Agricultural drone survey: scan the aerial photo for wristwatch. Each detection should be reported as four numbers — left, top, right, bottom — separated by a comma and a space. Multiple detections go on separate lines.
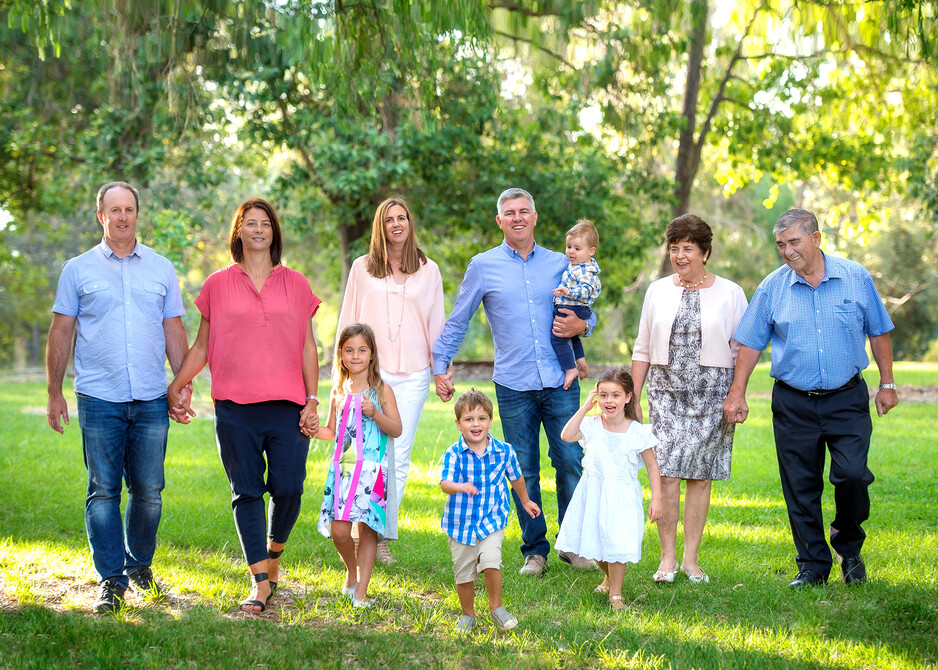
879, 383, 898, 391
306, 394, 320, 403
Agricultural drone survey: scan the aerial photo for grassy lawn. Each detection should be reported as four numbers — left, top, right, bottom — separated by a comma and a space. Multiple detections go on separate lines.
1, 363, 936, 669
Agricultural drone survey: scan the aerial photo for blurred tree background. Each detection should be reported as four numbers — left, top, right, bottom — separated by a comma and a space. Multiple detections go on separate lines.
1, 0, 936, 367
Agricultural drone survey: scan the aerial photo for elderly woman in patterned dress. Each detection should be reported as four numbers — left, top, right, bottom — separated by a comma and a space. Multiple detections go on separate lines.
631, 214, 748, 584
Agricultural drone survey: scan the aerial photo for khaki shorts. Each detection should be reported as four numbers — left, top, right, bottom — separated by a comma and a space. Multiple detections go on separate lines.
448, 528, 505, 584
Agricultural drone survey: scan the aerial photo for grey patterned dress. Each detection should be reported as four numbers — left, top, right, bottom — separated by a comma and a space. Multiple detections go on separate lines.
647, 289, 735, 480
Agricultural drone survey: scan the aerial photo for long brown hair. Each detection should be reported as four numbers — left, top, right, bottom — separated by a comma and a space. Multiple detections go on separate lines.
366, 197, 427, 278
228, 198, 283, 265
332, 323, 386, 409
596, 368, 638, 421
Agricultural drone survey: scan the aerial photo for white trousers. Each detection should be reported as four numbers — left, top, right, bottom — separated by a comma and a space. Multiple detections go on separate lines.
379, 367, 431, 541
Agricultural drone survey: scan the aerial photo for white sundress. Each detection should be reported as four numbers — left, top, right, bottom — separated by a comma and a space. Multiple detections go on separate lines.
555, 416, 658, 564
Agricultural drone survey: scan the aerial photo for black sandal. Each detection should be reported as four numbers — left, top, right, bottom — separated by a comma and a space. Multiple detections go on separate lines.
268, 547, 284, 594
240, 572, 271, 613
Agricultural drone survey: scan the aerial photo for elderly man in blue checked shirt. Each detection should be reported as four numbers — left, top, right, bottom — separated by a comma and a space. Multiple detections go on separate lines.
433, 187, 597, 576
723, 208, 899, 589
46, 182, 190, 613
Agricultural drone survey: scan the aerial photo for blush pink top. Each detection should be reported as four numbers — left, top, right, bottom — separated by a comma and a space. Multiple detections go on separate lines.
337, 255, 445, 374
195, 264, 321, 405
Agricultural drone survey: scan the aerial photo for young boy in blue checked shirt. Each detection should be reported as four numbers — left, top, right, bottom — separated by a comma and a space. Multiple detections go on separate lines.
440, 388, 541, 632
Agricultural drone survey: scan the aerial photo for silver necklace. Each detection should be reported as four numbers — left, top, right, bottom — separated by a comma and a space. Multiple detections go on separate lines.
385, 273, 408, 342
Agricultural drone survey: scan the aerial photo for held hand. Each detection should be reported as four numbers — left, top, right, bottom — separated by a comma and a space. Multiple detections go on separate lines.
434, 370, 455, 402
552, 308, 586, 339
47, 394, 69, 434
552, 286, 568, 297
522, 499, 541, 519
299, 402, 320, 435
722, 390, 748, 424
875, 388, 899, 417
168, 383, 195, 424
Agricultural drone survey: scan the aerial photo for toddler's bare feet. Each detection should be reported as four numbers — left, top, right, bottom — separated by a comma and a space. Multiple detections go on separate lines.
563, 368, 579, 390
576, 358, 589, 380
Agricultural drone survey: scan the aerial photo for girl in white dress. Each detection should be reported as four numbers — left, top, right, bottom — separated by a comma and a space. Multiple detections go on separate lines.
556, 368, 663, 610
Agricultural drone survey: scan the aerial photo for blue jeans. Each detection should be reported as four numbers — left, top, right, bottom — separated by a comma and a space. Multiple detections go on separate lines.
77, 393, 169, 587
494, 382, 584, 558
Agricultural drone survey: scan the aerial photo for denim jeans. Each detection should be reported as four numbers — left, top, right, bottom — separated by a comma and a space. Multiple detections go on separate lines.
77, 393, 169, 587
494, 382, 584, 558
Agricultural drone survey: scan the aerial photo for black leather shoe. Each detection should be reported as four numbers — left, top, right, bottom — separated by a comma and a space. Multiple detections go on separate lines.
840, 554, 867, 584
789, 568, 827, 588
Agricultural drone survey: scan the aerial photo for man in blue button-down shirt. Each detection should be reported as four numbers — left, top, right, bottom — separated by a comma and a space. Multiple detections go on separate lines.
433, 187, 596, 576
45, 182, 190, 612
723, 209, 898, 589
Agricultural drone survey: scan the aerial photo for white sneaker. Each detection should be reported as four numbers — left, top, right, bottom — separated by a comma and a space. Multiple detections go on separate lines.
490, 606, 518, 630
455, 614, 475, 632
518, 554, 547, 576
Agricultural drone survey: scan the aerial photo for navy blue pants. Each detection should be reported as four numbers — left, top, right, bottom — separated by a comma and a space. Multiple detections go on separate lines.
771, 379, 874, 578
550, 304, 592, 370
214, 400, 310, 566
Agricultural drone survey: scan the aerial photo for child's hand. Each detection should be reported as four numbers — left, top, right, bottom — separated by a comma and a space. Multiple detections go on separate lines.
459, 482, 479, 496
522, 500, 541, 519
360, 396, 376, 418
648, 497, 662, 523
552, 286, 569, 297
584, 389, 599, 411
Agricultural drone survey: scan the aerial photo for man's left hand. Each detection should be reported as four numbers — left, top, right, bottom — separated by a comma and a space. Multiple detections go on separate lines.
875, 387, 899, 417
552, 308, 586, 339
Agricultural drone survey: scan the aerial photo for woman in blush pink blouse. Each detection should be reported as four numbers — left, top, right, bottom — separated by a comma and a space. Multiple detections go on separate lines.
337, 197, 445, 564
168, 198, 321, 613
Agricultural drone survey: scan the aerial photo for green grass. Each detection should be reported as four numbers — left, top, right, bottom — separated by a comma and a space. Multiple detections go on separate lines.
1, 363, 936, 669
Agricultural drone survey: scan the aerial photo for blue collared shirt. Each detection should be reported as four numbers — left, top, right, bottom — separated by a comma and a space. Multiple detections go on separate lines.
433, 240, 596, 391
440, 434, 523, 545
733, 252, 894, 391
52, 239, 185, 402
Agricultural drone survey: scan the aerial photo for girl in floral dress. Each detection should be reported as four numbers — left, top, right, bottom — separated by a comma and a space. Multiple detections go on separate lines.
317, 323, 402, 608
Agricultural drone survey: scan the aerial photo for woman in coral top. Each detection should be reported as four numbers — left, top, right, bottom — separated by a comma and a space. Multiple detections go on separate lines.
337, 197, 445, 563
168, 198, 321, 613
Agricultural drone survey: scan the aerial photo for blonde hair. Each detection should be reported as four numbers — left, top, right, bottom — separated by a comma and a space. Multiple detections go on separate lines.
567, 219, 598, 249
332, 323, 386, 409
366, 197, 427, 278
454, 387, 494, 421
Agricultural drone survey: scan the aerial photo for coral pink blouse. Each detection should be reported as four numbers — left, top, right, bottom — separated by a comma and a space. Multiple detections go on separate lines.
195, 264, 320, 405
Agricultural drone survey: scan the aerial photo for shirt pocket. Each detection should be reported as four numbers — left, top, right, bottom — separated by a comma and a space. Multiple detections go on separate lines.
78, 280, 112, 314
833, 302, 862, 331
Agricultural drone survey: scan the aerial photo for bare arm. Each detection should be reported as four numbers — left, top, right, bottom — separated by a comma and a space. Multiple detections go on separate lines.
162, 316, 189, 374
630, 359, 649, 423
298, 319, 321, 436
869, 332, 899, 417
640, 448, 663, 521
441, 479, 478, 495
560, 389, 597, 443
316, 398, 338, 441
45, 313, 76, 434
361, 385, 403, 438
722, 345, 762, 424
167, 316, 210, 421
509, 476, 541, 518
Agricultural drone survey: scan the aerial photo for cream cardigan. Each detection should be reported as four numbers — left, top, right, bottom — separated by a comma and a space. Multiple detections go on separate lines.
632, 274, 748, 368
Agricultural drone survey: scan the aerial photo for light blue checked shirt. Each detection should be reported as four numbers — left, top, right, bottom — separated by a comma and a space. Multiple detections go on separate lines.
52, 239, 185, 402
440, 435, 523, 545
733, 252, 894, 392
433, 240, 596, 391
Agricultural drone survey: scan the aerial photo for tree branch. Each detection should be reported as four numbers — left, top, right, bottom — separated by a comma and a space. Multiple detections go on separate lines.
492, 28, 574, 68
487, 3, 565, 18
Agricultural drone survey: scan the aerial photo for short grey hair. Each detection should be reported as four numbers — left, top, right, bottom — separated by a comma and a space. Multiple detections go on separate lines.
96, 181, 140, 214
497, 188, 536, 215
773, 208, 818, 236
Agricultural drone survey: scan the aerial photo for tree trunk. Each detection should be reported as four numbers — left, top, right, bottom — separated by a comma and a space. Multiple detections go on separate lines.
659, 0, 709, 278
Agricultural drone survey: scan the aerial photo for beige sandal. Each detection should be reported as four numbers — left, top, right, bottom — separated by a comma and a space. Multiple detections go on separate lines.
609, 595, 626, 611
594, 583, 609, 594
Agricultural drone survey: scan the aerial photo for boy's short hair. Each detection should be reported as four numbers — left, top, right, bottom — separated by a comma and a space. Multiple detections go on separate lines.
566, 219, 598, 249
454, 387, 494, 420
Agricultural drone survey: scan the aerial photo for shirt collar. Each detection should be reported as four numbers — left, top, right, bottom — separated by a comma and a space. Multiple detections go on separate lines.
98, 237, 141, 260
457, 434, 501, 454
499, 239, 540, 260
786, 250, 839, 286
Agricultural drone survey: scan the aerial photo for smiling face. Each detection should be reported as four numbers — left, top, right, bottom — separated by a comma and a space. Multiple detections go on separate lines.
383, 204, 410, 248
340, 333, 372, 377
238, 207, 273, 255
595, 381, 632, 421
565, 235, 595, 265
455, 405, 493, 450
668, 238, 707, 282
496, 196, 538, 253
775, 225, 823, 278
97, 186, 138, 255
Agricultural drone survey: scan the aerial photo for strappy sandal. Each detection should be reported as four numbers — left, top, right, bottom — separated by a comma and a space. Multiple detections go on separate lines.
240, 572, 271, 613
594, 583, 610, 594
609, 595, 626, 611
268, 547, 284, 594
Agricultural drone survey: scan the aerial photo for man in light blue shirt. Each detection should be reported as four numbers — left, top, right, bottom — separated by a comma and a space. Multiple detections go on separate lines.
433, 187, 596, 576
45, 182, 190, 612
724, 209, 898, 589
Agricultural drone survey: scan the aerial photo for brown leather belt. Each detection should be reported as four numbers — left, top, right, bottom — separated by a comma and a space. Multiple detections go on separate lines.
775, 374, 862, 398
